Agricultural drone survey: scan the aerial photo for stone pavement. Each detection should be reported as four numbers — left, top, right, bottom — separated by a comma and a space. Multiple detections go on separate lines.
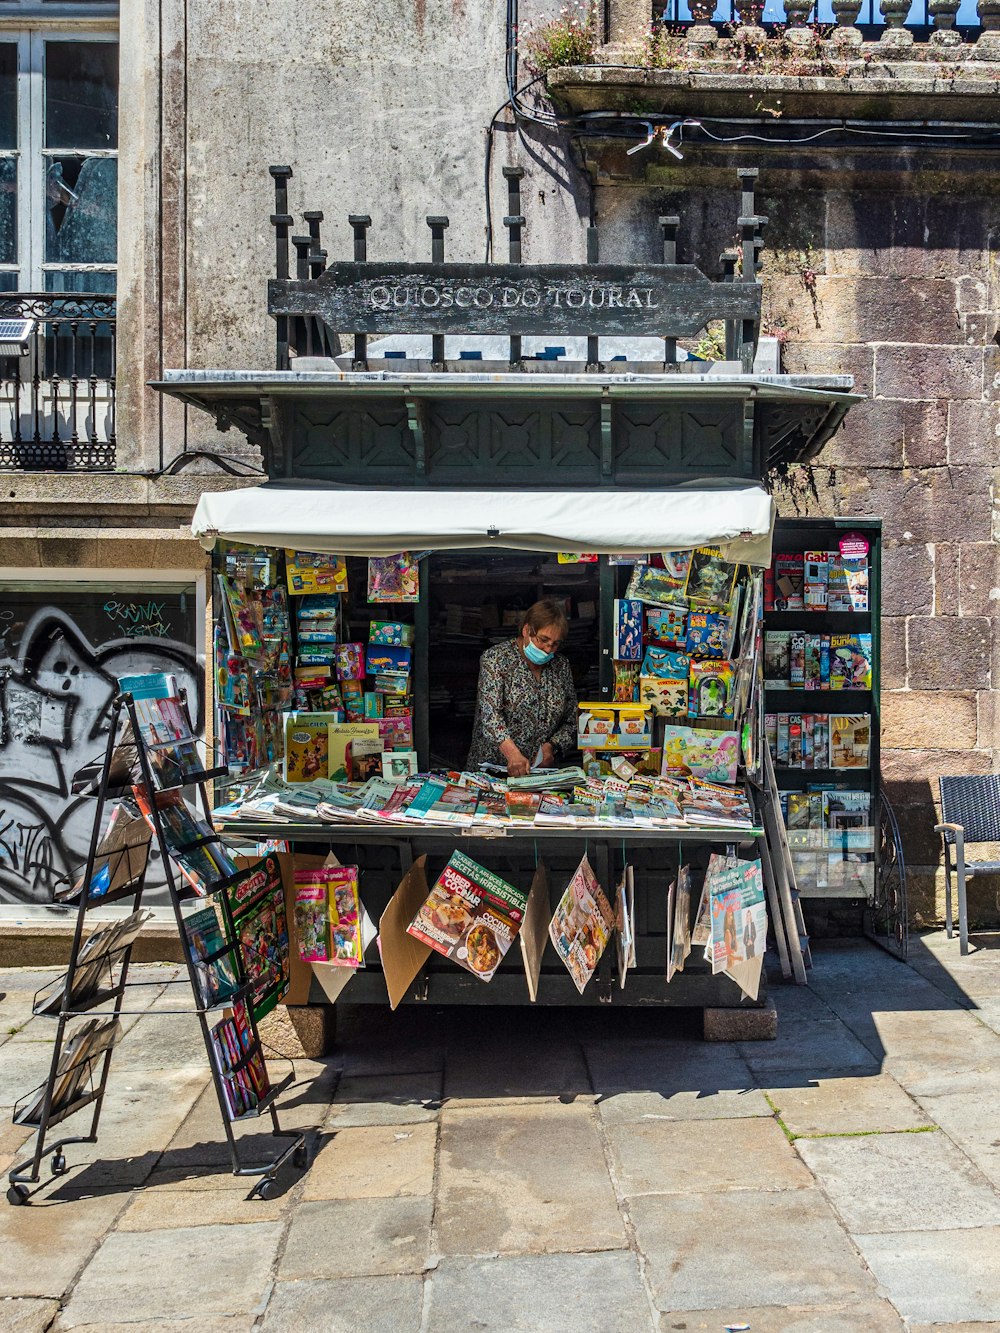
1, 933, 1000, 1331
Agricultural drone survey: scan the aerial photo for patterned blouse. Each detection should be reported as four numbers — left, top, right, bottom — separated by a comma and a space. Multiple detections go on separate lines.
467, 637, 579, 770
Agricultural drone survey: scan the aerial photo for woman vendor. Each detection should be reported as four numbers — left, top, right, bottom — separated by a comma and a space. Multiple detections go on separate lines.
467, 598, 578, 777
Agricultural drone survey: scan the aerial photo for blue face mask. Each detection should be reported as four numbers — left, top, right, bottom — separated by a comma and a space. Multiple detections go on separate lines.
524, 638, 554, 666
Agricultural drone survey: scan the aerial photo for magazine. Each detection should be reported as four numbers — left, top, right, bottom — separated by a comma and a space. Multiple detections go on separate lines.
19, 1017, 123, 1123
830, 634, 873, 691
223, 853, 290, 1018
661, 724, 739, 784
667, 864, 692, 982
133, 786, 238, 895
183, 904, 240, 1007
705, 854, 767, 997
830, 714, 871, 768
407, 850, 529, 982
615, 865, 635, 990
70, 804, 152, 902
35, 909, 152, 1015
548, 854, 615, 995
294, 881, 330, 962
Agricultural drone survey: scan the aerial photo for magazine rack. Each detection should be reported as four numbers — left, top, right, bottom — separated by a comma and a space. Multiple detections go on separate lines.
7, 690, 305, 1206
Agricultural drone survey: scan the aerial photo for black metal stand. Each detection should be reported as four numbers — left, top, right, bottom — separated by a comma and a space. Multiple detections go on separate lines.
7, 690, 305, 1205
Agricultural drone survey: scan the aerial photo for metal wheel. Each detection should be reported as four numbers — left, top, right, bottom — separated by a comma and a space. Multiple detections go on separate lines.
51, 1152, 67, 1176
7, 1184, 30, 1206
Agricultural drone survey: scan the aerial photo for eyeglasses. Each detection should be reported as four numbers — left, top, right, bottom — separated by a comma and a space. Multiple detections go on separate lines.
531, 630, 564, 651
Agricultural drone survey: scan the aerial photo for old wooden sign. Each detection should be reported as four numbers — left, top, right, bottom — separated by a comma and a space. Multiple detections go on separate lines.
269, 261, 760, 338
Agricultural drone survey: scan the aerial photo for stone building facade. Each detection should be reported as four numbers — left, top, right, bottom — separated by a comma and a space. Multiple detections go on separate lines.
0, 0, 997, 923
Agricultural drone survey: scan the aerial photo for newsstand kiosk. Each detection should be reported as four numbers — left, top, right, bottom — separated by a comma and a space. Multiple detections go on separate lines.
157, 165, 878, 1042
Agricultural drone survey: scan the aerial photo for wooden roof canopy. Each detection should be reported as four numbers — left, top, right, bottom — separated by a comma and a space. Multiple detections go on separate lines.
153, 165, 860, 485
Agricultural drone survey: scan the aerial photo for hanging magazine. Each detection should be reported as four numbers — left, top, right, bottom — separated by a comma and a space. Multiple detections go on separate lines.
407, 850, 528, 983
548, 854, 615, 995
222, 853, 290, 1019
706, 853, 768, 995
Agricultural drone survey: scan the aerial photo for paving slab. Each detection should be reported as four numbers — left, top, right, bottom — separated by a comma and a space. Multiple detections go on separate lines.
336, 1006, 447, 1076
0, 1298, 60, 1332
55, 1320, 255, 1332
762, 1072, 931, 1137
426, 1252, 653, 1332
303, 1123, 436, 1200
911, 1088, 1000, 1189
908, 1325, 1000, 1333
114, 1178, 292, 1229
443, 1038, 592, 1106
279, 1197, 433, 1279
57, 1220, 282, 1324
854, 1226, 1000, 1324
586, 1038, 767, 1122
435, 1103, 625, 1257
0, 1038, 64, 1110
656, 1302, 905, 1331
737, 1017, 881, 1075
261, 1276, 424, 1332
109, 1012, 211, 1073
156, 1081, 280, 1170
0, 1191, 124, 1299
607, 1117, 813, 1197
796, 1130, 1000, 1233
326, 1071, 442, 1127
631, 1189, 878, 1312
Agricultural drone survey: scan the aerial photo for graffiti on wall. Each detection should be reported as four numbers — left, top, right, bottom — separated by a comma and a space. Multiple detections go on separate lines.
0, 599, 200, 904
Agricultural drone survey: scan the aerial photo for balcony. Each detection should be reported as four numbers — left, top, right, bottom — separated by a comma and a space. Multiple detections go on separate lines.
0, 293, 116, 472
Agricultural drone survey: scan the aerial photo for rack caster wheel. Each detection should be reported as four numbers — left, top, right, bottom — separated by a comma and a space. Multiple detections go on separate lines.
7, 1184, 30, 1206
51, 1153, 67, 1176
257, 1177, 277, 1200
293, 1145, 308, 1170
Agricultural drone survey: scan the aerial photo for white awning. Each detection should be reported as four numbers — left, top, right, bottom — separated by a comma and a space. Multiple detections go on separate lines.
191, 481, 776, 566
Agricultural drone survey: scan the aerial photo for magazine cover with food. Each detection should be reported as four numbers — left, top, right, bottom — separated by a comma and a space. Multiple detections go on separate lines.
406, 850, 529, 983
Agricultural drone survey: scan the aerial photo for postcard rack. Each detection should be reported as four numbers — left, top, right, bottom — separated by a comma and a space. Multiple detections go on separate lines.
7, 690, 305, 1206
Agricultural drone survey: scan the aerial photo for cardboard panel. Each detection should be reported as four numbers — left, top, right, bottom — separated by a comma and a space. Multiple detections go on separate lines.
378, 855, 432, 1011
519, 861, 551, 1004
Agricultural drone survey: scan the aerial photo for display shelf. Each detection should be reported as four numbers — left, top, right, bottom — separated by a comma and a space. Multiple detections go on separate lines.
773, 767, 871, 785
14, 1088, 102, 1133
765, 611, 871, 630
229, 1072, 294, 1123
763, 689, 873, 707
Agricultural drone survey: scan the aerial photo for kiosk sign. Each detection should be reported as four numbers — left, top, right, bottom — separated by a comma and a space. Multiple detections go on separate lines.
270, 260, 761, 339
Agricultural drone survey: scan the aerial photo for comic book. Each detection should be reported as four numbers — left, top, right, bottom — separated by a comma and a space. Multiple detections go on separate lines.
661, 725, 740, 785
613, 599, 643, 661
367, 553, 420, 603
222, 853, 290, 1018
407, 850, 529, 983
830, 634, 873, 691
284, 550, 349, 596
283, 712, 336, 783
684, 547, 738, 609
548, 854, 615, 995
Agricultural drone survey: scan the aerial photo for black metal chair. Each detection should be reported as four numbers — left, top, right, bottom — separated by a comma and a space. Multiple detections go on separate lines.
935, 775, 1000, 955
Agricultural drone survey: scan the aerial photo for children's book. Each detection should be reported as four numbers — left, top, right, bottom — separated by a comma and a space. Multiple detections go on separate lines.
182, 906, 239, 1007
645, 604, 687, 650
661, 725, 739, 784
283, 712, 336, 783
830, 714, 871, 769
407, 850, 529, 983
688, 660, 734, 720
367, 553, 420, 603
830, 634, 873, 691
222, 853, 290, 1018
613, 599, 643, 661
548, 854, 615, 995
327, 721, 382, 782
684, 547, 738, 609
685, 611, 733, 660
285, 550, 348, 596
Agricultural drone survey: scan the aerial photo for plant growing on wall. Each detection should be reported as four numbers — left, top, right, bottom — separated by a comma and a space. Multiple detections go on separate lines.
523, 2, 598, 71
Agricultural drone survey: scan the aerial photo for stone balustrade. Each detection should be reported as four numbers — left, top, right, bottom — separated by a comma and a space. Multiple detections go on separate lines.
603, 0, 1000, 56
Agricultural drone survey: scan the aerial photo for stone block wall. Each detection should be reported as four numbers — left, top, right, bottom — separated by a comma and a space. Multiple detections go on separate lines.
764, 188, 1000, 927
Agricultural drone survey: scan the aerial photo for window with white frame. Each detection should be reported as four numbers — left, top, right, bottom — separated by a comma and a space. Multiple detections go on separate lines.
0, 28, 118, 295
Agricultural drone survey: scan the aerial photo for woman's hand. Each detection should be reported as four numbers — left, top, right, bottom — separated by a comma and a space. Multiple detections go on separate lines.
540, 743, 556, 769
500, 739, 531, 777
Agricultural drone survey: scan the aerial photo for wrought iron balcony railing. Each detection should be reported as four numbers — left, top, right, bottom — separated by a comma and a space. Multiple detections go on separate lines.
0, 293, 116, 472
